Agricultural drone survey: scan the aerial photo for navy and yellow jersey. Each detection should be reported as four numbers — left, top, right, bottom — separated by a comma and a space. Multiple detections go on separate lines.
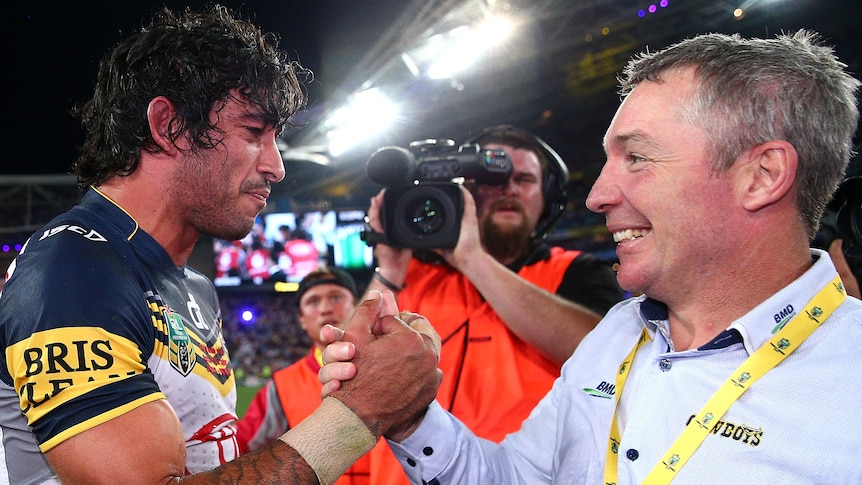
0, 188, 237, 483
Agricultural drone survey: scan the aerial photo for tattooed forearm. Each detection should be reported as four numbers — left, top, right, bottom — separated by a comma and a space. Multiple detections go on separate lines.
178, 440, 320, 484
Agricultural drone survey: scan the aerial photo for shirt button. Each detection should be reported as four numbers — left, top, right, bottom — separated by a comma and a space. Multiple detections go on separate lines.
423, 446, 434, 456
626, 449, 639, 461
406, 458, 416, 467
659, 359, 672, 372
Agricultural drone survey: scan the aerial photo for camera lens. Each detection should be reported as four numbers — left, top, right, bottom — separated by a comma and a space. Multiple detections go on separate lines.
385, 183, 462, 249
405, 197, 446, 236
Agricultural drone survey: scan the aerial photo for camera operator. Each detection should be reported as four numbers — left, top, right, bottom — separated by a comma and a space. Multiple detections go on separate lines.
820, 151, 862, 298
362, 125, 624, 484
830, 239, 861, 298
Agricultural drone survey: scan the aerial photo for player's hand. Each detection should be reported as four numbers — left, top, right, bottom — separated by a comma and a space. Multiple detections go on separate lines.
319, 290, 441, 441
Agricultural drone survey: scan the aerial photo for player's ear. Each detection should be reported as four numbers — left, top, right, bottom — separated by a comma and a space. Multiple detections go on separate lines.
737, 140, 798, 212
147, 96, 180, 156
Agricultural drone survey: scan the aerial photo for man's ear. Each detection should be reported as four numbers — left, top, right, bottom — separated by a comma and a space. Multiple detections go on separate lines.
147, 96, 179, 156
738, 140, 798, 212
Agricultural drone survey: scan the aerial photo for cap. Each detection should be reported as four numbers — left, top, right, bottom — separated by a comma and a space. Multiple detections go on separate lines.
295, 267, 359, 307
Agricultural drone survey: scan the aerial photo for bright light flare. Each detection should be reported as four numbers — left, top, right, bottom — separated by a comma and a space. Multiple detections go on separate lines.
325, 88, 399, 156
426, 16, 515, 80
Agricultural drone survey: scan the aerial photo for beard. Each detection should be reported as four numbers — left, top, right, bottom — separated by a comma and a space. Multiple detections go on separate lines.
172, 149, 263, 242
480, 198, 533, 263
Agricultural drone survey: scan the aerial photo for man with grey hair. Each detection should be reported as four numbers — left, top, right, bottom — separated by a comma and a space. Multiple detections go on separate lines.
320, 29, 862, 483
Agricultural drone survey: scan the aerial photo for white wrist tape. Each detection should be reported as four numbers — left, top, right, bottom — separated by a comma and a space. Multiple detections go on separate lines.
279, 397, 377, 485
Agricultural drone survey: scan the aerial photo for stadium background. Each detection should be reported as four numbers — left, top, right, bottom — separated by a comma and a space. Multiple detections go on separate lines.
4, 0, 860, 417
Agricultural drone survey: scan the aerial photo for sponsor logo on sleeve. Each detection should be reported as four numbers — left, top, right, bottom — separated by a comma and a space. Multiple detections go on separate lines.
6, 327, 144, 424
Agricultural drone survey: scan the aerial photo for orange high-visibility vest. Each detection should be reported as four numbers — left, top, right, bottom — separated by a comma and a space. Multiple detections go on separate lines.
272, 354, 370, 485
369, 247, 581, 485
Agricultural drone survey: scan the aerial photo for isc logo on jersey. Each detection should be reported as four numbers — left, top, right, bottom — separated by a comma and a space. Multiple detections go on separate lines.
38, 224, 107, 243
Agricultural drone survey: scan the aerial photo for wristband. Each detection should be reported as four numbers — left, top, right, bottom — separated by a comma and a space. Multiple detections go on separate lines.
280, 397, 377, 485
374, 267, 405, 292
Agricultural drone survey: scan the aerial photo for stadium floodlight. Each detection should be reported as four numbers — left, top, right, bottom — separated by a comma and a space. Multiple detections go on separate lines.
402, 15, 515, 80
325, 88, 399, 157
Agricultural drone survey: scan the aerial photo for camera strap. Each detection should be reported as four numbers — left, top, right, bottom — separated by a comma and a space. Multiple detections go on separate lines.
359, 225, 387, 247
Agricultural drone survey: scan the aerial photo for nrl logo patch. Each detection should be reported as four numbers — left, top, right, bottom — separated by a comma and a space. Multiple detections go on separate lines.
165, 308, 195, 376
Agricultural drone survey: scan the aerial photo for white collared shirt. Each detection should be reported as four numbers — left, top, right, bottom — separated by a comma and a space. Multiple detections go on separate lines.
390, 249, 862, 484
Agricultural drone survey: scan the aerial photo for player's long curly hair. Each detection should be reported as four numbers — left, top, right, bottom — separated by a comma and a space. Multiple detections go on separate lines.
74, 5, 310, 189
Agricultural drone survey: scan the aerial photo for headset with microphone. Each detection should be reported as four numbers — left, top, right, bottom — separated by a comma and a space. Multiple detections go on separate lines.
466, 125, 570, 245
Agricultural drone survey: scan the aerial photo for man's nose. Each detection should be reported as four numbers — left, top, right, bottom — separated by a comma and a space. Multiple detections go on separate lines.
585, 162, 618, 213
260, 135, 285, 183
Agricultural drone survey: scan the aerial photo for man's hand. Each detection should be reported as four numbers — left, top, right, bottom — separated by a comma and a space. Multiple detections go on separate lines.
830, 239, 861, 298
319, 290, 442, 442
431, 186, 485, 271
367, 190, 412, 284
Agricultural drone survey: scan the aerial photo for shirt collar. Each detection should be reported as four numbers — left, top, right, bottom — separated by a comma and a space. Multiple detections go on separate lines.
727, 249, 838, 354
635, 249, 839, 354
82, 187, 183, 275
84, 187, 140, 240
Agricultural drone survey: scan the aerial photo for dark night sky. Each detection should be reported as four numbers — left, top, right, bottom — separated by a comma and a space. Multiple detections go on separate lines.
3, 0, 398, 175
4, 0, 861, 178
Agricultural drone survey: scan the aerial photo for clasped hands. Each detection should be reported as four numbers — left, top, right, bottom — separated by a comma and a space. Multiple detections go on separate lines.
318, 290, 442, 442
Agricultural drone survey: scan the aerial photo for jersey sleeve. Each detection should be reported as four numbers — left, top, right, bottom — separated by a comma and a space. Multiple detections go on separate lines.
0, 227, 163, 451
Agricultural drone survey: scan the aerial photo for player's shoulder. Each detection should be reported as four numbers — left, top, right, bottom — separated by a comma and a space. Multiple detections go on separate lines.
2, 208, 139, 322
0, 209, 152, 376
13, 211, 129, 281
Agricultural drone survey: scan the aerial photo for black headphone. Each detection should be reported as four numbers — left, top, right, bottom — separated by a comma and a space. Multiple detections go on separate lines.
466, 125, 569, 244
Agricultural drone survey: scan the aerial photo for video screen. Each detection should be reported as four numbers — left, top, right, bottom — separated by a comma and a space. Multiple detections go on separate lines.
213, 209, 373, 288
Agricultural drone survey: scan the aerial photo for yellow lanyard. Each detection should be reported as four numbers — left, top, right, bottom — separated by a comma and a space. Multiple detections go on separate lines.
604, 275, 847, 485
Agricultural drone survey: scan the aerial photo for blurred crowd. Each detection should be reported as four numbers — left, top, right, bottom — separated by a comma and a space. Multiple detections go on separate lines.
220, 292, 313, 385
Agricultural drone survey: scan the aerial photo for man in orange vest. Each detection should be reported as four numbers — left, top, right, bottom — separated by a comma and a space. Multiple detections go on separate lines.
363, 125, 625, 484
235, 266, 370, 484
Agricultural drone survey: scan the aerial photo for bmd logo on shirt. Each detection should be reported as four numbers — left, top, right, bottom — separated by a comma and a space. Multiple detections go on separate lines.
582, 380, 616, 399
771, 304, 795, 333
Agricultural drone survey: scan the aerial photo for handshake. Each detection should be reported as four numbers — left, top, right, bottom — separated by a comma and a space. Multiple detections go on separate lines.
282, 290, 442, 484
319, 289, 442, 441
